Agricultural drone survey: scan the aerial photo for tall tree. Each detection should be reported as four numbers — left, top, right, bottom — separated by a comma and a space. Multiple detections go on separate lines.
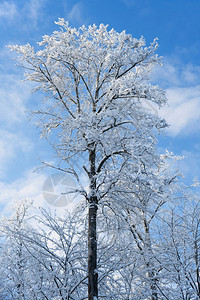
10, 19, 167, 299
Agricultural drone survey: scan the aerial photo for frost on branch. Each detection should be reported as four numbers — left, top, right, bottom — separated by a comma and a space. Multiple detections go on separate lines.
9, 20, 171, 299
9, 20, 167, 201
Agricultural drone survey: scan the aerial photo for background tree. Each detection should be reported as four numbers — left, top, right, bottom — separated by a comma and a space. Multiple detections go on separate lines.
156, 185, 200, 300
10, 19, 167, 299
102, 151, 181, 299
0, 200, 35, 299
0, 201, 88, 299
2, 182, 200, 299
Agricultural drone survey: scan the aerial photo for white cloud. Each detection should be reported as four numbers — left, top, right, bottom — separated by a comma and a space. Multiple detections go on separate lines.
153, 60, 200, 136
153, 60, 200, 88
0, 1, 17, 20
0, 62, 41, 180
0, 55, 36, 127
0, 169, 82, 217
0, 0, 46, 28
24, 0, 46, 27
120, 0, 136, 7
0, 171, 46, 216
160, 86, 200, 136
0, 69, 35, 178
0, 130, 34, 179
0, 75, 30, 126
67, 2, 84, 25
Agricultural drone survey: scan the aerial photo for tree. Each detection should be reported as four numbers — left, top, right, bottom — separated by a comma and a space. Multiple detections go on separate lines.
156, 185, 200, 300
0, 200, 89, 299
10, 19, 167, 299
0, 200, 34, 299
103, 151, 180, 299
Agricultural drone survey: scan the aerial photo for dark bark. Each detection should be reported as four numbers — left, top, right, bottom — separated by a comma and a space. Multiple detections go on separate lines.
88, 202, 98, 299
88, 148, 98, 300
144, 219, 158, 300
150, 273, 158, 300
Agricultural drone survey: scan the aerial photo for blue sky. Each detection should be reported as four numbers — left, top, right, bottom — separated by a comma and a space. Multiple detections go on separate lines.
0, 0, 200, 213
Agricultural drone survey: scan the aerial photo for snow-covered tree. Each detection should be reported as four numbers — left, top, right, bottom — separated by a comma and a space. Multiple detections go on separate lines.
0, 201, 88, 299
156, 185, 200, 299
101, 151, 181, 299
10, 19, 168, 299
0, 200, 35, 299
3, 181, 200, 299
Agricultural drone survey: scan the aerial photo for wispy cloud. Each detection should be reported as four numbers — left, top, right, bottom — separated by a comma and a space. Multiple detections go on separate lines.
120, 0, 136, 7
0, 169, 80, 217
0, 130, 33, 179
0, 1, 17, 20
24, 0, 46, 28
153, 60, 200, 88
0, 0, 46, 28
0, 74, 31, 126
153, 60, 200, 136
67, 2, 85, 25
0, 68, 36, 180
160, 86, 200, 136
0, 171, 46, 216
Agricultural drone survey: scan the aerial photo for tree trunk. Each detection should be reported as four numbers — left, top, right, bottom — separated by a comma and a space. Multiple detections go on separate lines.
144, 218, 158, 300
88, 148, 98, 300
